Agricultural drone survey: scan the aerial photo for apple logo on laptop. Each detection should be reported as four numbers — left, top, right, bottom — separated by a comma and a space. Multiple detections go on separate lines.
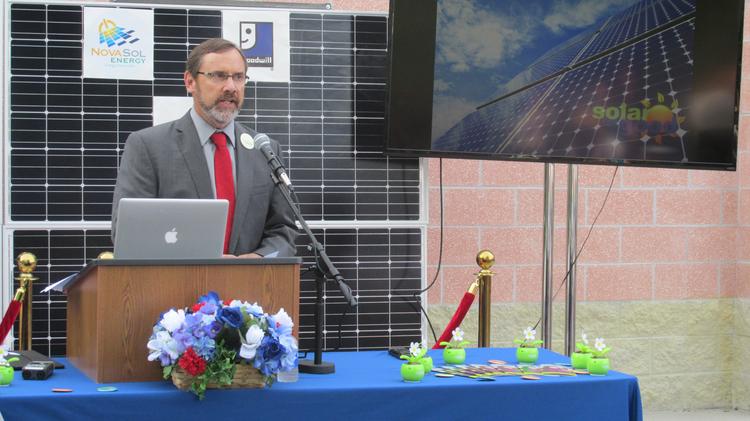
164, 228, 178, 244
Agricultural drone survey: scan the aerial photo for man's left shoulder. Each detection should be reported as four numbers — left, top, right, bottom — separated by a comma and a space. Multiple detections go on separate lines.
235, 121, 258, 138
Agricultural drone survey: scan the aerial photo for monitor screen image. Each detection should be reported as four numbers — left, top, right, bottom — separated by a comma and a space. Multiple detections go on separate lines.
386, 0, 744, 170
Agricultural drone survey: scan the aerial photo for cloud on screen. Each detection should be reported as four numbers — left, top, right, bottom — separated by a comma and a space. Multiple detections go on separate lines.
543, 0, 635, 33
436, 0, 536, 73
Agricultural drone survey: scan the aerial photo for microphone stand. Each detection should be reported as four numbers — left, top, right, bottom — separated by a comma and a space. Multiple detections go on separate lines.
268, 171, 358, 375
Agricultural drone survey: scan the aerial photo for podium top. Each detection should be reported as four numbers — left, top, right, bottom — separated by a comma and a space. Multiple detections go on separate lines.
93, 257, 302, 267
58, 257, 302, 293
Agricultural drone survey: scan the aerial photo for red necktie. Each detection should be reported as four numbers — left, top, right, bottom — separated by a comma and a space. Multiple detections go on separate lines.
211, 132, 235, 253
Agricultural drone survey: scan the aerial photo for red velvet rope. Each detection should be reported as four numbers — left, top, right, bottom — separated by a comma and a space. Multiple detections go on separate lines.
432, 291, 475, 349
0, 301, 22, 344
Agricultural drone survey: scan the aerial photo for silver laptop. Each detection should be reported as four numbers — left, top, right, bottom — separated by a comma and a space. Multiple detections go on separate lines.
114, 198, 228, 259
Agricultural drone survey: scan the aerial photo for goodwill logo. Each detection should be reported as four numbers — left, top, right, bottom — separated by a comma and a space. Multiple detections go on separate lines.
592, 93, 686, 144
240, 22, 274, 67
83, 7, 154, 80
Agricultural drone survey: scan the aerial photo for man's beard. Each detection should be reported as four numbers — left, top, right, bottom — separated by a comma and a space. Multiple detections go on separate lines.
198, 93, 240, 127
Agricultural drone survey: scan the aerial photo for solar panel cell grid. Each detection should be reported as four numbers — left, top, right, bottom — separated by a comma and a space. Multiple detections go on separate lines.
508, 20, 694, 163
8, 4, 421, 354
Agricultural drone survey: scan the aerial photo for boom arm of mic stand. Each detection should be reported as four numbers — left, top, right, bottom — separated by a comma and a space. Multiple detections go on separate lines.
270, 173, 358, 308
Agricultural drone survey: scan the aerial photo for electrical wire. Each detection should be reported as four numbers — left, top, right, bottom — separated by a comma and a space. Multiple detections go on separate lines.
532, 166, 619, 331
404, 158, 443, 344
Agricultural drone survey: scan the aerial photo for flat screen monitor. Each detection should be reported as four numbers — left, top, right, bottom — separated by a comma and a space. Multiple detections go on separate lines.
386, 0, 744, 170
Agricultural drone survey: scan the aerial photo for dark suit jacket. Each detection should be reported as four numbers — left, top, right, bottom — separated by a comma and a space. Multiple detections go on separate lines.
111, 111, 296, 257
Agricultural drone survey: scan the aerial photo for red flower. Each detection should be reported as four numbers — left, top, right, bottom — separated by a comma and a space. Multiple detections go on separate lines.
191, 302, 205, 313
178, 347, 206, 376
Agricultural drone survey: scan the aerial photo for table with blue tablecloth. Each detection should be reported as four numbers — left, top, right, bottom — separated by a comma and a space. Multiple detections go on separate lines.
0, 348, 642, 421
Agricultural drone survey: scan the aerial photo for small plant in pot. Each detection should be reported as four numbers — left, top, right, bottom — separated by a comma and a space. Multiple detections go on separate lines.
587, 337, 611, 375
570, 332, 593, 370
0, 336, 19, 386
440, 327, 470, 365
514, 327, 544, 364
400, 342, 427, 382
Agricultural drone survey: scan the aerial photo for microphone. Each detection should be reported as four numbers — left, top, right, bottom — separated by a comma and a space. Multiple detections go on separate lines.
250, 133, 294, 190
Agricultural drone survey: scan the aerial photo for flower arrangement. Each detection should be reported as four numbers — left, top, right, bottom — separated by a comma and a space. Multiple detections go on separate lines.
575, 332, 592, 354
400, 342, 427, 364
400, 342, 430, 382
0, 335, 18, 386
0, 335, 18, 367
147, 291, 298, 399
440, 327, 470, 349
514, 327, 544, 348
590, 337, 611, 359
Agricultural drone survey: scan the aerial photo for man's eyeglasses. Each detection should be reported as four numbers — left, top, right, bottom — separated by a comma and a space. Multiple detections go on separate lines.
196, 71, 247, 84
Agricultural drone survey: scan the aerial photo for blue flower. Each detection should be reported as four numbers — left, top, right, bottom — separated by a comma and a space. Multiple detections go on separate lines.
254, 336, 283, 376
269, 309, 294, 337
245, 302, 264, 318
172, 327, 195, 350
203, 320, 223, 339
191, 336, 216, 360
200, 301, 218, 315
198, 291, 221, 306
278, 334, 298, 371
217, 306, 243, 329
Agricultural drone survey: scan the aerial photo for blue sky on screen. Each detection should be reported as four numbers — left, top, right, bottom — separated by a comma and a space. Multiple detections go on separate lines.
432, 0, 639, 139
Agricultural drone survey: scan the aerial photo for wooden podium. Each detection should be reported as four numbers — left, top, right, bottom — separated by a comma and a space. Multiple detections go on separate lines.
65, 258, 301, 383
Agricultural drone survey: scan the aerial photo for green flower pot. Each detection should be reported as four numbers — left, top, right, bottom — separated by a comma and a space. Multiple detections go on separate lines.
420, 355, 433, 373
443, 348, 466, 365
0, 365, 14, 386
401, 362, 425, 382
516, 347, 539, 364
570, 352, 592, 370
587, 357, 610, 375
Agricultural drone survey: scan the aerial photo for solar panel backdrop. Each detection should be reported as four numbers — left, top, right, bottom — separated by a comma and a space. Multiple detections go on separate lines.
6, 3, 423, 356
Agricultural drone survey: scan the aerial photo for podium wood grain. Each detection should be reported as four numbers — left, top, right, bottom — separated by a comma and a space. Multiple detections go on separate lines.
66, 260, 300, 383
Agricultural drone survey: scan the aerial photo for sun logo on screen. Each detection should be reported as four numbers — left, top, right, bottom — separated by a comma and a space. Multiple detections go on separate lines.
97, 19, 140, 47
640, 93, 686, 144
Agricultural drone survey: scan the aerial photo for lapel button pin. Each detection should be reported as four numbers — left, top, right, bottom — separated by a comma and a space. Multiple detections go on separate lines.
240, 133, 255, 150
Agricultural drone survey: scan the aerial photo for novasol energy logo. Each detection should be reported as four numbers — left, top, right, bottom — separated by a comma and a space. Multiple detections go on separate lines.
83, 7, 153, 80
91, 18, 147, 64
592, 93, 686, 143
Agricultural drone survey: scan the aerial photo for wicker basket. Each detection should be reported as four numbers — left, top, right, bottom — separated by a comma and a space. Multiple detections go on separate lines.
171, 364, 266, 390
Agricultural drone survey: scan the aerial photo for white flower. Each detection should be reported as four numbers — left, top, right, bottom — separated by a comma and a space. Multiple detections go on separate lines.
581, 332, 589, 345
159, 309, 185, 333
409, 342, 421, 357
594, 337, 606, 352
451, 327, 464, 342
523, 326, 536, 341
239, 325, 265, 360
147, 331, 181, 362
273, 308, 294, 329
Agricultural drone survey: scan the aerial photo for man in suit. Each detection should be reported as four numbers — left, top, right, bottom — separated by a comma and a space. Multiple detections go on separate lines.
112, 38, 296, 257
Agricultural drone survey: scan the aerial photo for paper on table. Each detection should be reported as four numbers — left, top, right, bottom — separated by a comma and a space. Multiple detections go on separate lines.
41, 273, 78, 293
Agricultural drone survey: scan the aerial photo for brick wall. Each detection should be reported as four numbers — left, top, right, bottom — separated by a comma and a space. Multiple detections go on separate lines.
297, 0, 750, 410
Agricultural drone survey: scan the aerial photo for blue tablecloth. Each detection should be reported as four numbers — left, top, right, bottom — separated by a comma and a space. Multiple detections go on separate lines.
0, 348, 641, 421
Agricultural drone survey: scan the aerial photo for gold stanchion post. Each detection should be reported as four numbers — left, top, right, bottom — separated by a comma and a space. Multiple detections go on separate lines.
15, 252, 38, 351
476, 250, 494, 348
